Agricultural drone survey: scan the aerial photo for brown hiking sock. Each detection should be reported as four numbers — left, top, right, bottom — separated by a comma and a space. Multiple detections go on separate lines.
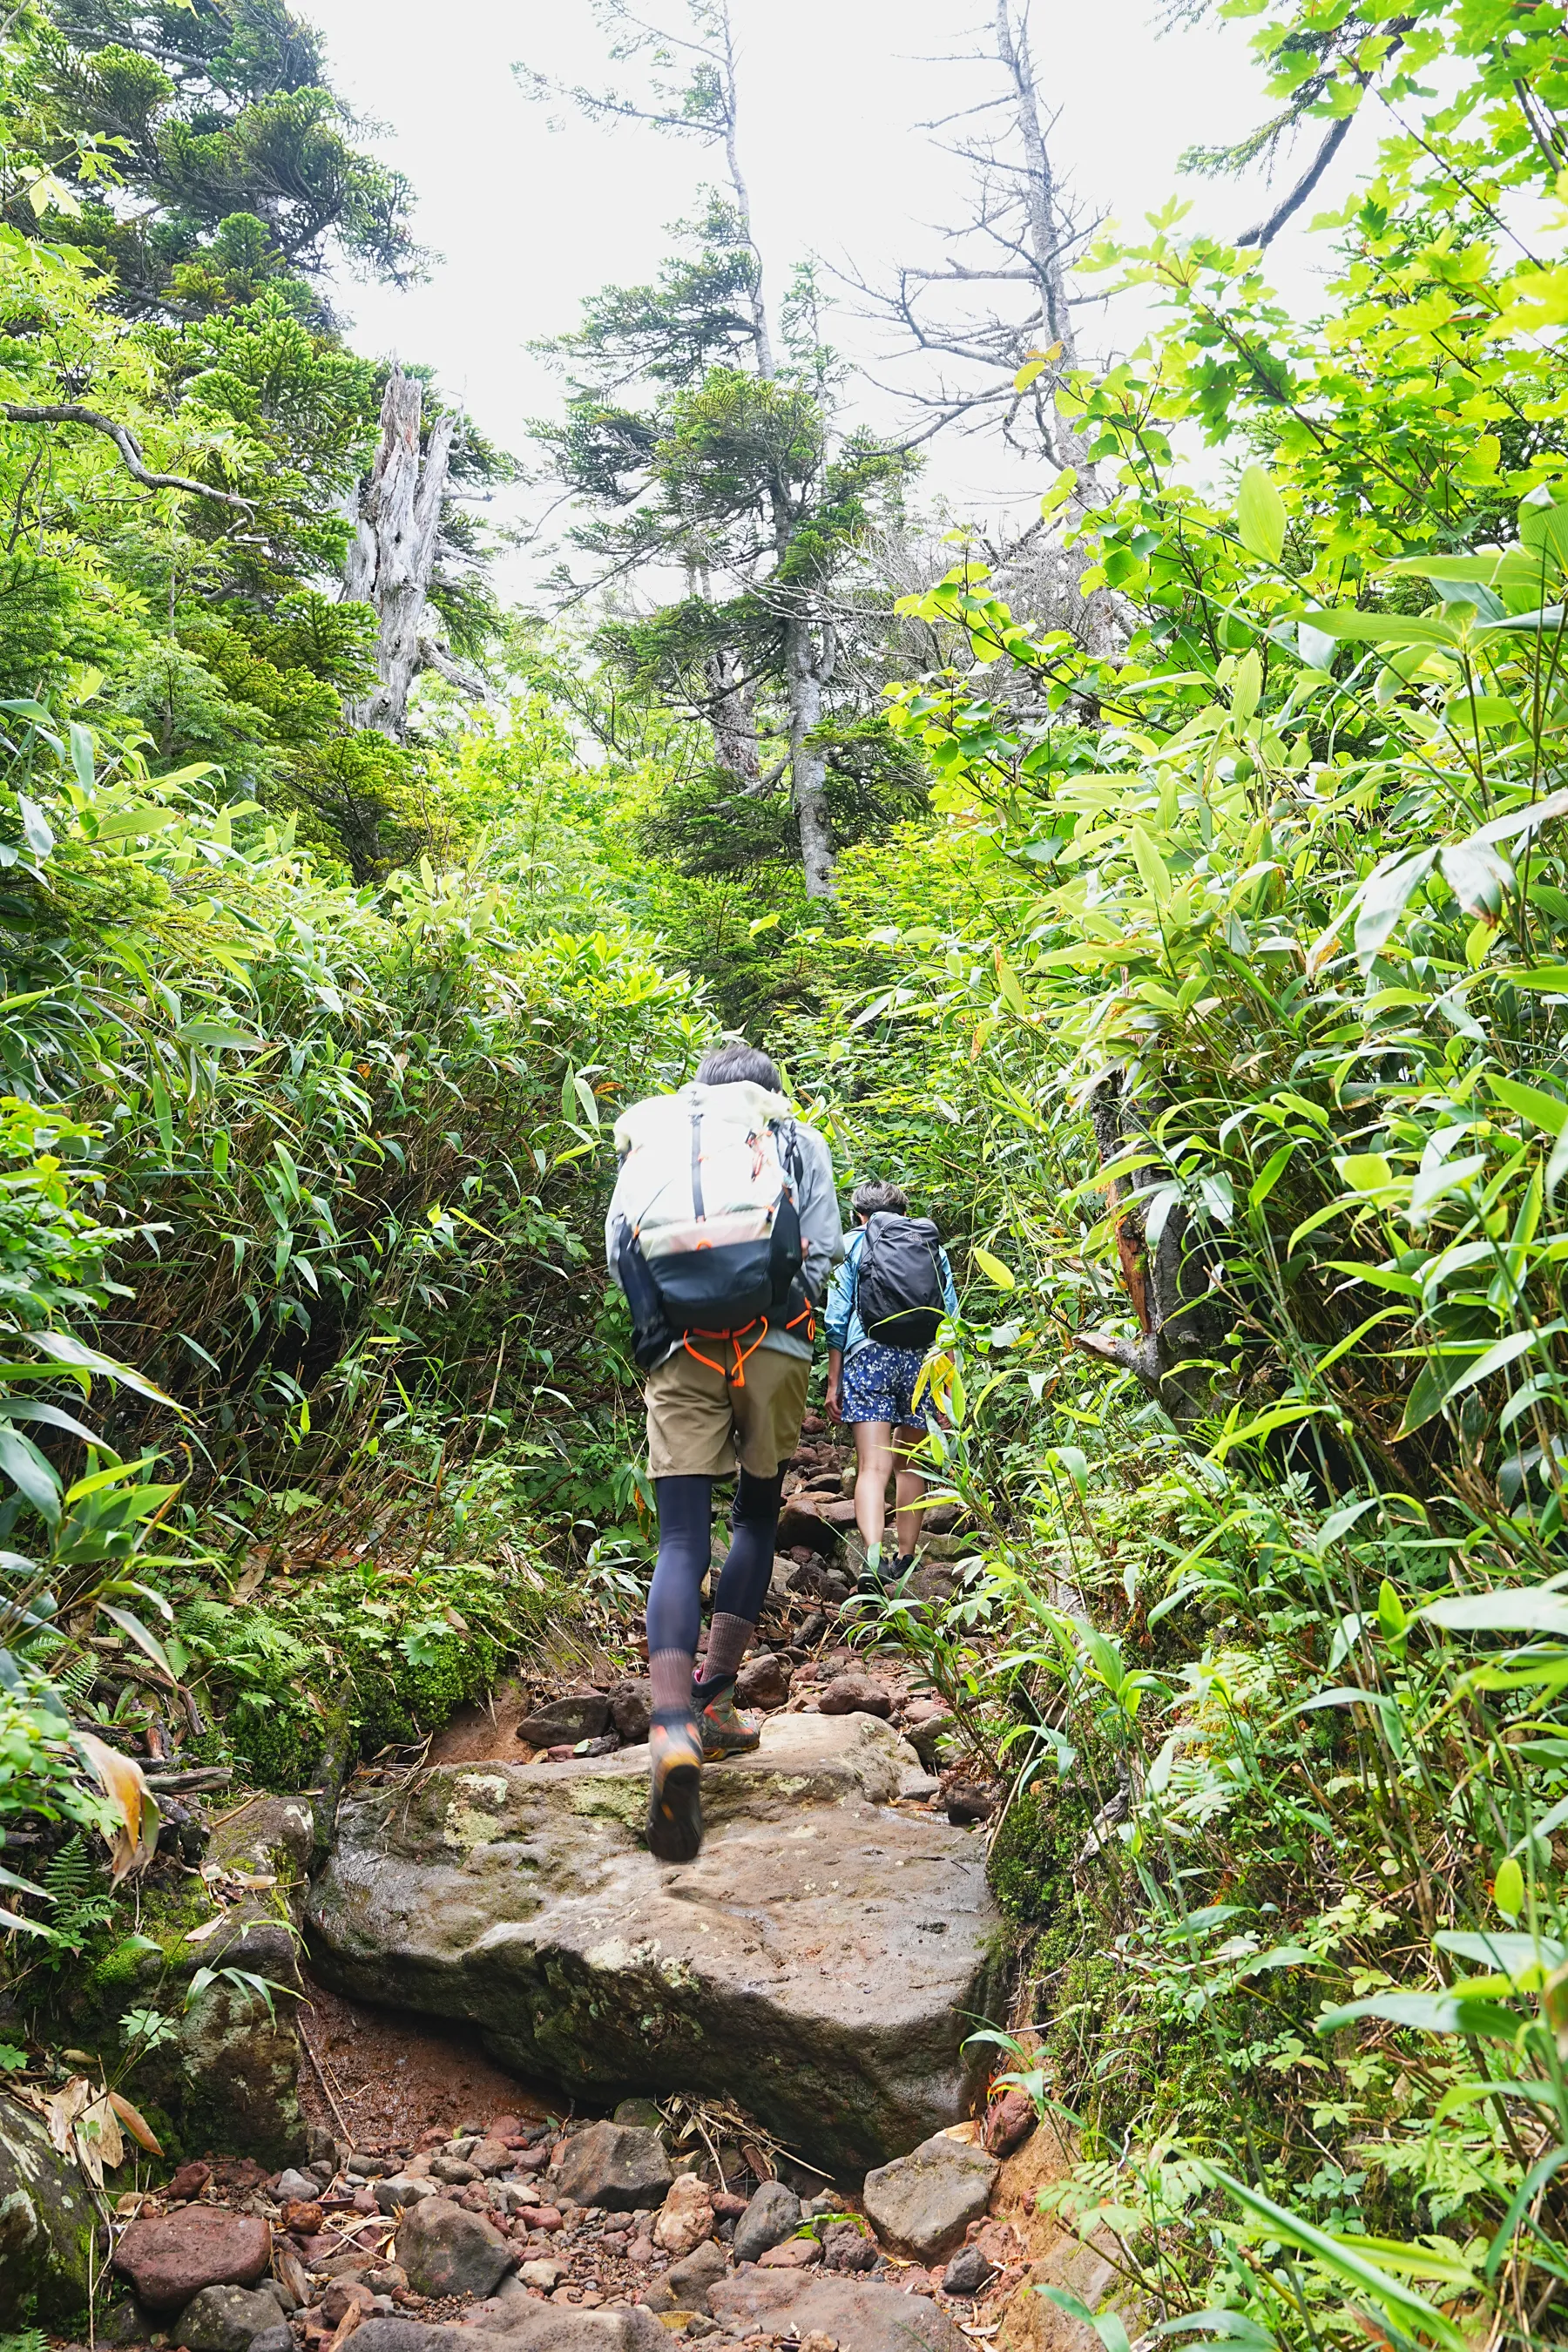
650, 1646, 697, 1719
693, 1612, 753, 1700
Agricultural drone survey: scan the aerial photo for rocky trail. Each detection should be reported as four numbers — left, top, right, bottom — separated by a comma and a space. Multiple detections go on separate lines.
3, 1423, 1112, 2352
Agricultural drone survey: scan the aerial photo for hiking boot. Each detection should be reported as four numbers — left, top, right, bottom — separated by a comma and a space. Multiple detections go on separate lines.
646, 1713, 703, 1862
697, 1684, 761, 1759
890, 1551, 917, 1583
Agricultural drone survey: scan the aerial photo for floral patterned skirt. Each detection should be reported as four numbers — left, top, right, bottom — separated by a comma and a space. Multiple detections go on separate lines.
841, 1341, 936, 1429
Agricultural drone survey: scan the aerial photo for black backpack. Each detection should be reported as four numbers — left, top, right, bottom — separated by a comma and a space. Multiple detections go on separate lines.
855, 1213, 945, 1350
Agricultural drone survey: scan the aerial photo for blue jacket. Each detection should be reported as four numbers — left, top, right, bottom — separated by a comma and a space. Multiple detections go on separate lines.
825, 1223, 959, 1361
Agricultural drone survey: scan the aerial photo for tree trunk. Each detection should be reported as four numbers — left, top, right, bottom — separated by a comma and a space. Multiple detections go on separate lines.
785, 616, 835, 899
994, 2, 1120, 661
705, 642, 760, 785
343, 369, 455, 738
1073, 1067, 1229, 1425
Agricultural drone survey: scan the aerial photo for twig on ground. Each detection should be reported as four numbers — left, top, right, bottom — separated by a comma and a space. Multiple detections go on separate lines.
298, 2008, 354, 2142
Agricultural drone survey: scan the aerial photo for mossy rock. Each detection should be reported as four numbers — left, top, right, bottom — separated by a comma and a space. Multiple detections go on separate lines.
0, 2096, 95, 2329
63, 1863, 307, 2169
987, 1786, 1084, 1925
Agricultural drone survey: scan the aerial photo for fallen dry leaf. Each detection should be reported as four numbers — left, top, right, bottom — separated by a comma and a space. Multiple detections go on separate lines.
108, 2090, 164, 2156
43, 2075, 91, 2155
42, 2077, 126, 2185
75, 2092, 125, 2185
326, 2302, 365, 2352
231, 1554, 268, 1604
74, 1732, 153, 1882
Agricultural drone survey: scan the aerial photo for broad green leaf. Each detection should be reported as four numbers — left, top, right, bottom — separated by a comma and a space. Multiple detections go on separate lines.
1487, 1074, 1568, 1135
1237, 464, 1287, 564
1130, 824, 1173, 904
92, 807, 181, 841
1518, 485, 1568, 571
1476, 785, 1568, 845
1153, 2314, 1277, 2349
1328, 2236, 1481, 2289
1295, 607, 1456, 648
1316, 1991, 1523, 2043
1351, 848, 1438, 965
68, 720, 96, 793
1033, 2285, 1133, 2352
178, 1021, 265, 1051
96, 1603, 176, 1684
1418, 1589, 1568, 1639
973, 1247, 1016, 1288
1438, 839, 1512, 917
150, 1068, 174, 1162
0, 1427, 61, 1524
1230, 649, 1261, 728
1248, 1142, 1294, 1210
24, 1328, 176, 1408
1423, 1325, 1543, 1416
1386, 554, 1517, 585
16, 792, 55, 858
995, 956, 1028, 1014
1336, 1152, 1395, 1195
1195, 2164, 1470, 2352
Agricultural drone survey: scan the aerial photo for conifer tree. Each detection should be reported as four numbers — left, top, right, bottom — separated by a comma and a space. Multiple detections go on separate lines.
524, 2, 909, 901
2, 0, 422, 315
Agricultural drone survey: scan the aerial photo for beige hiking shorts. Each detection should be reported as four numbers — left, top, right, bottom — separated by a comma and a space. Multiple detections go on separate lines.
645, 1342, 811, 1480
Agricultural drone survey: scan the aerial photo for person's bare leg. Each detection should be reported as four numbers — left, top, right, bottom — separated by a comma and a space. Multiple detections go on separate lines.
853, 1419, 894, 1575
893, 1425, 926, 1558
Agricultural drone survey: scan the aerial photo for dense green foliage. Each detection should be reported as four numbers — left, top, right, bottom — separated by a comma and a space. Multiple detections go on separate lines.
2, 0, 421, 312
4, 0, 1568, 2343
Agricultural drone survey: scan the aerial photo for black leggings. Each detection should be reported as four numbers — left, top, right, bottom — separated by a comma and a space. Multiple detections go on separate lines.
645, 1471, 782, 1655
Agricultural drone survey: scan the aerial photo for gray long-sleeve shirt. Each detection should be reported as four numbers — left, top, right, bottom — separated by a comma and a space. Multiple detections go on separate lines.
605, 1083, 844, 1365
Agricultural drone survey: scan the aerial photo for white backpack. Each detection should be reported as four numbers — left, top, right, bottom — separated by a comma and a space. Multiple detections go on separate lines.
611, 1081, 804, 1365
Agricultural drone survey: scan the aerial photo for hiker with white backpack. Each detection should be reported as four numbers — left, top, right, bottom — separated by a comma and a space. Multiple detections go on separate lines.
824, 1179, 959, 1588
605, 1041, 843, 1862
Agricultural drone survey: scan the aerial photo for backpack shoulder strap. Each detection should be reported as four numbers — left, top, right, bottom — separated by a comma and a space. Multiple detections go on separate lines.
772, 1113, 805, 1189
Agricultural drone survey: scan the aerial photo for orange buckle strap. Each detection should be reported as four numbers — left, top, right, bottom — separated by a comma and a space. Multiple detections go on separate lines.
682, 1318, 767, 1388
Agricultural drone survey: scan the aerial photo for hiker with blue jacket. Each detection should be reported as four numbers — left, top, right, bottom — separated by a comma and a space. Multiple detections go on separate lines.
605, 1041, 843, 1863
825, 1179, 959, 1588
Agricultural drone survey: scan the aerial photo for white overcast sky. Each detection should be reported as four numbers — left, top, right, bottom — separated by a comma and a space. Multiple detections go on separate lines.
301, 0, 1375, 591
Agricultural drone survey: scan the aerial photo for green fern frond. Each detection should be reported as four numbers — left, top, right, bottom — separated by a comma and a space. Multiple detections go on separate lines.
40, 1833, 93, 1908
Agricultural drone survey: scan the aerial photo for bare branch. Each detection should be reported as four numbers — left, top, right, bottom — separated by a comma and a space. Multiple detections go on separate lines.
416, 632, 491, 704
2, 403, 253, 511
1237, 113, 1355, 247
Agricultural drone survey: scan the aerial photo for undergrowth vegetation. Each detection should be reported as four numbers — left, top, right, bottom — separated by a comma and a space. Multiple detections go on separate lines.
3, 0, 1568, 2343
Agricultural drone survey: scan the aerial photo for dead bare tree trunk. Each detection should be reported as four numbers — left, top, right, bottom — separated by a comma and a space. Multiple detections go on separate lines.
852, 3, 1122, 657
703, 642, 760, 785
990, 2, 1119, 659
343, 369, 456, 738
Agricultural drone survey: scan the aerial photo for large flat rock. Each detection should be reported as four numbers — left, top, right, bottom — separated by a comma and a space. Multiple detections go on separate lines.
307, 1714, 1004, 2174
712, 2268, 972, 2352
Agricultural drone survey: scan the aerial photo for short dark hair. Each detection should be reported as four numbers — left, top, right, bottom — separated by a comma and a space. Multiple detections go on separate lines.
696, 1040, 783, 1092
852, 1178, 908, 1220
